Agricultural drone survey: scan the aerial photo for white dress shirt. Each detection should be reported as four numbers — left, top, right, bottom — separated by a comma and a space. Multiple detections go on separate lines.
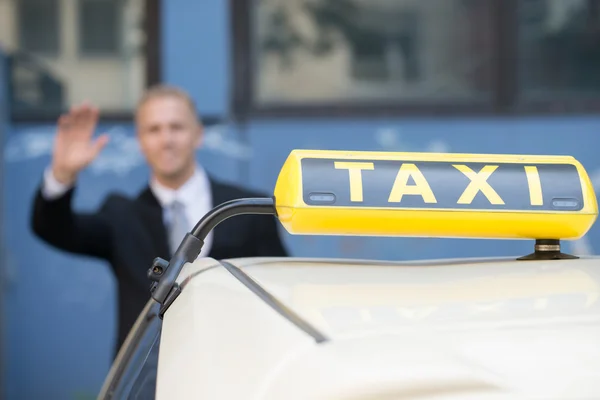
41, 164, 214, 257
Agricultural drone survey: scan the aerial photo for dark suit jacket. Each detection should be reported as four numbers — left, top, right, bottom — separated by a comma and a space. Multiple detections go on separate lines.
30, 176, 288, 354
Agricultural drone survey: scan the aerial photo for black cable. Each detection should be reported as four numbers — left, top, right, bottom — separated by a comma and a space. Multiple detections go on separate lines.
192, 197, 277, 237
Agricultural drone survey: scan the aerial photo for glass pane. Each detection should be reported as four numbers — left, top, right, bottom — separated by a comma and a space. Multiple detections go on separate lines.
0, 0, 147, 117
80, 0, 121, 54
518, 0, 600, 99
252, 0, 494, 106
101, 301, 162, 400
18, 0, 60, 54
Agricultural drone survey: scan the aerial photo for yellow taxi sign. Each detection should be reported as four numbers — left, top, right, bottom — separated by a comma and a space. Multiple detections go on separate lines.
273, 150, 598, 240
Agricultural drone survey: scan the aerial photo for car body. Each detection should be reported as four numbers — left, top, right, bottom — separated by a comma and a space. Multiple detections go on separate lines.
98, 149, 600, 399
98, 253, 600, 400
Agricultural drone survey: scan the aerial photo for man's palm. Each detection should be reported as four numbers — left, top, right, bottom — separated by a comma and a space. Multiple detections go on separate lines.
52, 104, 109, 183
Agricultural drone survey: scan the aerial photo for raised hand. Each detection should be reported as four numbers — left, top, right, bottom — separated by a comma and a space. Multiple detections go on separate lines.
50, 103, 110, 185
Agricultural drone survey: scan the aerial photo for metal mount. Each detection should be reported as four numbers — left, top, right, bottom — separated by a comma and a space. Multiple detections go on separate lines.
147, 197, 277, 317
516, 239, 578, 261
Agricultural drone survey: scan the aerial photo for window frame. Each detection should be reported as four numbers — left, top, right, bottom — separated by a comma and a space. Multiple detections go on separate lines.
230, 0, 600, 119
9, 0, 162, 123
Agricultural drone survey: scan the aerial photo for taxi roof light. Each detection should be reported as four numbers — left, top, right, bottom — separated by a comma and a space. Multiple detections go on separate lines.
147, 149, 599, 316
273, 150, 598, 243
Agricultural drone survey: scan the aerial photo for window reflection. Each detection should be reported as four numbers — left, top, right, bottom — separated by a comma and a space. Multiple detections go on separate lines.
18, 0, 61, 55
518, 0, 600, 98
79, 0, 122, 55
253, 0, 494, 105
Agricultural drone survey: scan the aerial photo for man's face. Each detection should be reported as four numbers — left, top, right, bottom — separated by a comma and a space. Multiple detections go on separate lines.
136, 95, 202, 181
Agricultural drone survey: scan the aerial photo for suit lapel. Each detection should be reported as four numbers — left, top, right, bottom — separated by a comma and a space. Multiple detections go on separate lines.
207, 177, 233, 257
136, 186, 171, 259
209, 177, 230, 208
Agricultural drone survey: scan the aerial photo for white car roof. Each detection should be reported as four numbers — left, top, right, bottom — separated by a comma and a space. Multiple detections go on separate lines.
157, 255, 600, 399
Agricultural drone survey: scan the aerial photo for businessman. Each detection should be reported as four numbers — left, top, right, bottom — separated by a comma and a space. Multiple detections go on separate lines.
30, 85, 288, 355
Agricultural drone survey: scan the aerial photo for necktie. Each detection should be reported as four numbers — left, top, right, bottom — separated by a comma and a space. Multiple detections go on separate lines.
168, 200, 189, 255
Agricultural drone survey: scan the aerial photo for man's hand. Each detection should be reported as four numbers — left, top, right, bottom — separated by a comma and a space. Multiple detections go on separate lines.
50, 103, 110, 185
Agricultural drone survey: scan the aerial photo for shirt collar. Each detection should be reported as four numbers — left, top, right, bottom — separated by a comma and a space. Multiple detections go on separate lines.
150, 164, 210, 208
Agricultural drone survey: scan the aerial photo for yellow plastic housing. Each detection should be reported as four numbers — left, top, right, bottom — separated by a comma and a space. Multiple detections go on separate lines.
273, 150, 598, 240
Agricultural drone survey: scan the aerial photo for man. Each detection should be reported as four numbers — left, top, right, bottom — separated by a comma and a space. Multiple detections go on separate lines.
30, 85, 288, 355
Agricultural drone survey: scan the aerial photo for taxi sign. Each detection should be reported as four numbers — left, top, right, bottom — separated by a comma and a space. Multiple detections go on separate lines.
273, 150, 598, 240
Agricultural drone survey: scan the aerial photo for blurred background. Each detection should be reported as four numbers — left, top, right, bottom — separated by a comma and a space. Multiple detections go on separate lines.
1, 0, 600, 398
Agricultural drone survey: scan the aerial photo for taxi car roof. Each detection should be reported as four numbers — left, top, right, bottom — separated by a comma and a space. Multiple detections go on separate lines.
111, 147, 600, 399
157, 255, 600, 399
176, 255, 600, 340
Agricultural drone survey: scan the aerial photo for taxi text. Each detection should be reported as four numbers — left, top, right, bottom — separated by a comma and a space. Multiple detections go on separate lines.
334, 162, 543, 206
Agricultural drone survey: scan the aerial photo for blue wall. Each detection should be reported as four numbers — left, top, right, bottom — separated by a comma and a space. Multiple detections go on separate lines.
162, 0, 229, 116
2, 0, 600, 399
6, 118, 600, 400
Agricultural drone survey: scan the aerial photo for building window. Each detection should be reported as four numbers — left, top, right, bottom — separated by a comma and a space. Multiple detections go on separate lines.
241, 0, 494, 112
17, 0, 61, 55
0, 0, 158, 120
233, 0, 600, 116
79, 0, 122, 55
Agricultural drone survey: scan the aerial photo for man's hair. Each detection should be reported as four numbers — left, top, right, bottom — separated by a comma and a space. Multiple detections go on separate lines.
135, 84, 200, 121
